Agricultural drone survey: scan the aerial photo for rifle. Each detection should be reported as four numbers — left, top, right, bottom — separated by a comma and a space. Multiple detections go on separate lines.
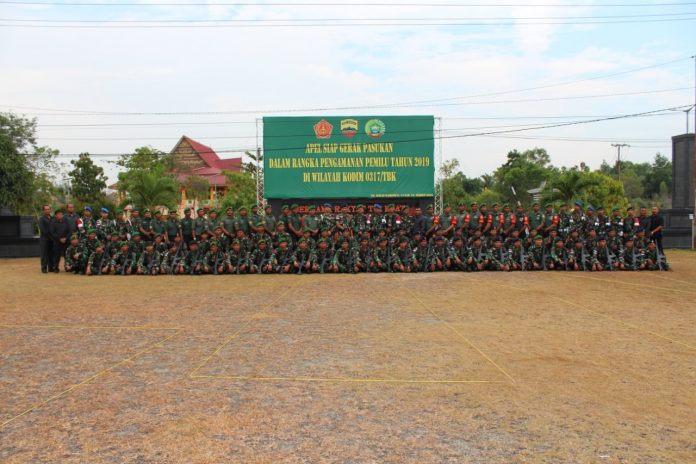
259, 249, 271, 274
234, 252, 243, 275
121, 252, 135, 275
385, 242, 393, 273
189, 251, 201, 275
279, 253, 290, 274
347, 249, 356, 274
630, 247, 638, 271
213, 251, 221, 275
581, 247, 588, 271
606, 248, 614, 271
320, 254, 329, 274
519, 248, 526, 272
94, 252, 106, 275
145, 253, 155, 276
656, 251, 667, 271
169, 243, 184, 275
297, 252, 307, 275
423, 243, 433, 272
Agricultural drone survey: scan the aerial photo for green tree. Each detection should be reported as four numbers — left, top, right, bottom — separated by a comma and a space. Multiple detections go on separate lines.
222, 171, 256, 211
0, 134, 33, 212
123, 167, 180, 210
181, 175, 209, 210
540, 170, 601, 205
643, 154, 672, 199
69, 153, 108, 205
493, 148, 558, 206
474, 188, 505, 207
243, 150, 263, 181
583, 172, 628, 210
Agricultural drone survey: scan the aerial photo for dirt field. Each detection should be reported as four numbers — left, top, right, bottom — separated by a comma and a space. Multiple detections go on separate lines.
1, 251, 695, 463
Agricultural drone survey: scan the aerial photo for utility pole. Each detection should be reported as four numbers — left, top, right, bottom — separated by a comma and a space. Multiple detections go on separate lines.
611, 143, 630, 182
684, 106, 693, 134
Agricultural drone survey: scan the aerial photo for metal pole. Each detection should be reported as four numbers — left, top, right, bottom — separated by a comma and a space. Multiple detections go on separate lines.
692, 55, 695, 249
611, 143, 630, 182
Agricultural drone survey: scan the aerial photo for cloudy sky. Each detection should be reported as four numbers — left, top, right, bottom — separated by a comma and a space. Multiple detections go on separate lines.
1, 0, 694, 183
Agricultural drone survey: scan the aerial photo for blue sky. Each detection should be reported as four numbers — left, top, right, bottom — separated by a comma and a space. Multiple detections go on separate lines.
1, 0, 694, 183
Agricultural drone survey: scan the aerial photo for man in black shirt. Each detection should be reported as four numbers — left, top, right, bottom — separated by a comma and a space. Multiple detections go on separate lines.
38, 204, 53, 273
64, 203, 79, 235
411, 207, 427, 238
649, 206, 664, 253
50, 209, 71, 272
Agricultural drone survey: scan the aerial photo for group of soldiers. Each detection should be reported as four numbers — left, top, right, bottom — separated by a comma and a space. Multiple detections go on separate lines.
39, 200, 670, 276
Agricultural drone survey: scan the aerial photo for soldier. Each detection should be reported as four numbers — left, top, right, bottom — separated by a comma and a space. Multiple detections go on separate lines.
95, 207, 113, 242
624, 207, 640, 240
354, 236, 372, 272
429, 235, 450, 272
136, 242, 161, 275
160, 241, 182, 275
128, 232, 144, 262
592, 236, 616, 272
106, 233, 121, 258
263, 204, 277, 236
198, 231, 211, 256
203, 241, 231, 274
595, 206, 611, 237
542, 203, 558, 237
129, 208, 142, 239
392, 236, 414, 272
513, 204, 528, 239
571, 239, 590, 271
228, 239, 248, 274
84, 228, 102, 256
248, 204, 262, 231
488, 237, 510, 271
64, 234, 86, 274
77, 206, 96, 236
112, 241, 136, 275
450, 236, 468, 271
152, 233, 168, 255
249, 239, 274, 274
274, 222, 293, 250
509, 237, 525, 271
212, 225, 230, 251
165, 208, 180, 244
184, 240, 203, 275
619, 237, 643, 271
151, 210, 167, 239
140, 209, 154, 241
557, 203, 571, 239
439, 204, 457, 238
193, 208, 208, 240
368, 236, 390, 272
207, 209, 221, 235
251, 221, 272, 248
293, 238, 313, 274
570, 202, 585, 235
114, 209, 131, 240
234, 229, 252, 256
526, 235, 546, 271
527, 203, 544, 240
466, 236, 487, 272
548, 238, 569, 271
87, 242, 113, 275
287, 204, 303, 241
180, 207, 195, 244
274, 238, 294, 273
331, 238, 356, 273
352, 204, 368, 235
397, 205, 412, 236
318, 203, 335, 232
643, 240, 669, 271
312, 238, 333, 273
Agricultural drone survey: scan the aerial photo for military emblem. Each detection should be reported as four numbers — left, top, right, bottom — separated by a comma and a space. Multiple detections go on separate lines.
364, 119, 386, 138
314, 119, 333, 139
340, 118, 359, 138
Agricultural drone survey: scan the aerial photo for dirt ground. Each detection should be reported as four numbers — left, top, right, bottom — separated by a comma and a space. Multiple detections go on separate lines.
1, 251, 695, 463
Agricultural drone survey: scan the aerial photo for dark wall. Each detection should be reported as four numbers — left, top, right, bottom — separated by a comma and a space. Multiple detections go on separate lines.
663, 133, 695, 249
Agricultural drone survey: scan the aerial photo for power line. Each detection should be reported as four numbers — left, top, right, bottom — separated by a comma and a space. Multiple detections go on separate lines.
39, 104, 693, 157
3, 1, 695, 6
3, 87, 691, 117
5, 12, 696, 22
3, 17, 696, 27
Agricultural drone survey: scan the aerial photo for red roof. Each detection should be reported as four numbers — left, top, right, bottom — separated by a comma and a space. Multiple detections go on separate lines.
172, 136, 242, 187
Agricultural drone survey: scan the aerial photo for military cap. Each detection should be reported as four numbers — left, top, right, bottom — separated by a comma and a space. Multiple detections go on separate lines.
492, 203, 498, 207
143, 208, 151, 213
574, 201, 583, 207
197, 208, 204, 212
154, 209, 162, 215
612, 207, 620, 212
70, 234, 79, 241
257, 239, 267, 244
470, 202, 477, 207
154, 233, 162, 238
265, 204, 273, 210
317, 238, 327, 244
308, 205, 316, 211
184, 207, 191, 213
278, 237, 288, 244
373, 203, 382, 209
598, 235, 607, 241
427, 204, 434, 209
169, 208, 177, 214
399, 236, 409, 243
473, 236, 482, 241
494, 236, 503, 242
189, 240, 199, 245
210, 240, 220, 247
87, 228, 97, 234
545, 203, 553, 208
290, 203, 299, 209
503, 203, 510, 208
84, 206, 93, 212
238, 206, 247, 211
215, 224, 223, 230
132, 208, 140, 213
131, 232, 140, 237
453, 236, 463, 242
479, 203, 486, 208
95, 242, 104, 248
532, 202, 540, 207
435, 235, 445, 241
533, 235, 543, 241
378, 236, 389, 242
297, 238, 306, 244
387, 203, 395, 208
596, 206, 605, 211
587, 206, 595, 212
231, 239, 240, 245
324, 203, 332, 208
625, 236, 634, 242
144, 241, 154, 247
627, 206, 634, 211
251, 203, 258, 209
115, 209, 123, 214
208, 209, 216, 214
100, 207, 109, 213
359, 236, 368, 242
356, 204, 365, 209
281, 204, 290, 210
119, 241, 129, 247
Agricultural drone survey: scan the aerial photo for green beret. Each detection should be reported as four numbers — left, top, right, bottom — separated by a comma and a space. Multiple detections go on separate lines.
532, 202, 539, 207
379, 236, 389, 242
226, 207, 234, 211
503, 203, 510, 208
210, 240, 219, 247
119, 241, 129, 247
491, 203, 498, 207
297, 238, 306, 244
399, 236, 409, 243
479, 203, 486, 208
184, 207, 191, 212
169, 209, 177, 214
534, 235, 543, 241
208, 209, 216, 214
470, 202, 477, 207
255, 221, 265, 227
317, 238, 327, 244
388, 203, 395, 208
290, 204, 299, 209
231, 239, 240, 245
308, 205, 316, 211
302, 228, 311, 233
131, 232, 140, 237
189, 239, 198, 245
115, 209, 123, 214
154, 233, 162, 238
278, 237, 288, 244
612, 207, 620, 212
545, 203, 553, 208
87, 228, 96, 234
154, 210, 162, 215
281, 204, 290, 210
435, 235, 445, 241
215, 225, 223, 230
131, 208, 139, 212
238, 206, 247, 211
251, 204, 258, 209
427, 204, 434, 209
257, 239, 266, 244
144, 209, 152, 213
197, 208, 204, 212
70, 234, 79, 240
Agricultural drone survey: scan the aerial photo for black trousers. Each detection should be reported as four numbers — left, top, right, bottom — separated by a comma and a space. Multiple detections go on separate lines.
655, 236, 664, 254
40, 239, 53, 272
53, 242, 67, 271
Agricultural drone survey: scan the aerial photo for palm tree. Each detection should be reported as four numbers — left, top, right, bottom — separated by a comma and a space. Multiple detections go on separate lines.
541, 170, 599, 205
125, 169, 180, 211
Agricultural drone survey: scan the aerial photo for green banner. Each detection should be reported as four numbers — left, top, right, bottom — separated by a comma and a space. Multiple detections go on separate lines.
263, 115, 435, 199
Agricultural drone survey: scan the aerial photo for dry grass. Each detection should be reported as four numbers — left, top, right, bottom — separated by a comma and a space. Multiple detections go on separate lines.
1, 251, 695, 463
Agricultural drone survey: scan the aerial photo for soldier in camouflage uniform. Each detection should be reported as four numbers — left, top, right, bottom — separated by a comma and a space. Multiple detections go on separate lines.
194, 208, 209, 240
592, 236, 616, 272
137, 242, 161, 275
184, 240, 204, 275
643, 240, 669, 271
618, 237, 643, 271
64, 234, 86, 274
450, 236, 468, 271
140, 209, 154, 241
86, 242, 110, 276
203, 241, 231, 274
487, 237, 510, 271
548, 238, 569, 271
112, 241, 136, 275
273, 238, 294, 273
179, 208, 195, 245
312, 239, 333, 273
114, 210, 131, 240
369, 236, 391, 272
525, 235, 546, 271
509, 237, 525, 271
292, 238, 313, 274
249, 239, 274, 274
391, 236, 414, 272
227, 239, 248, 274
466, 236, 488, 272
